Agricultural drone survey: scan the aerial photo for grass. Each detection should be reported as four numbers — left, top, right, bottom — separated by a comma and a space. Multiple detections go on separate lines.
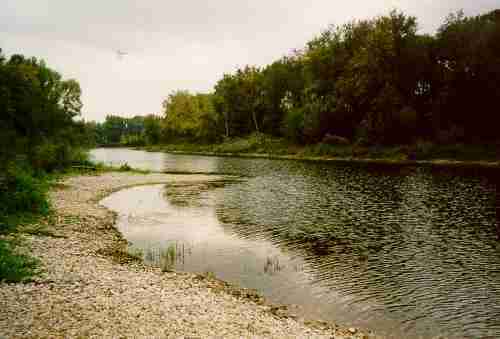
145, 133, 294, 156
160, 244, 177, 272
144, 134, 499, 164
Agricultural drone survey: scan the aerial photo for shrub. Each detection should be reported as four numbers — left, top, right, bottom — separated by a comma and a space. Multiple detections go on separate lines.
0, 165, 49, 233
31, 142, 90, 172
282, 107, 304, 142
70, 148, 91, 166
31, 142, 61, 172
414, 140, 434, 159
0, 239, 39, 282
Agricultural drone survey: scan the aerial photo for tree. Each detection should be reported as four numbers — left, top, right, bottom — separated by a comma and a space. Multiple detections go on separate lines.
144, 115, 162, 144
434, 9, 500, 142
162, 91, 220, 142
0, 49, 87, 172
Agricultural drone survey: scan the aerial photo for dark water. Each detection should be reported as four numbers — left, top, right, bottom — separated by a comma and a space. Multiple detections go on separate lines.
92, 148, 500, 339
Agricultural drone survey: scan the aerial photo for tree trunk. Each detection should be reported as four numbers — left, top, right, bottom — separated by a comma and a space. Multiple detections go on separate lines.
224, 113, 230, 138
252, 110, 260, 133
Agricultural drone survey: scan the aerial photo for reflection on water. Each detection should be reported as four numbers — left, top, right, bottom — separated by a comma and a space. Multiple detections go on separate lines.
90, 147, 219, 173
100, 184, 325, 327
94, 148, 500, 339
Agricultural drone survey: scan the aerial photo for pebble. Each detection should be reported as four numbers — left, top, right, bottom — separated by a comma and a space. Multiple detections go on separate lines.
0, 172, 378, 338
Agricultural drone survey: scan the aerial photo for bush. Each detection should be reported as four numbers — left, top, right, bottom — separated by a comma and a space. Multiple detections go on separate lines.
0, 165, 50, 233
120, 134, 146, 147
31, 142, 90, 172
282, 108, 304, 142
414, 140, 434, 159
70, 148, 92, 166
0, 239, 39, 282
31, 142, 61, 172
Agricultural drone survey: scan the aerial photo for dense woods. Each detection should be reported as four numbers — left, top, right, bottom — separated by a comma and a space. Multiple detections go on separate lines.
0, 49, 93, 281
3, 8, 499, 233
0, 51, 91, 173
96, 9, 500, 153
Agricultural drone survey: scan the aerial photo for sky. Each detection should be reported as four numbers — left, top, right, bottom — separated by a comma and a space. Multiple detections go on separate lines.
1, 0, 498, 121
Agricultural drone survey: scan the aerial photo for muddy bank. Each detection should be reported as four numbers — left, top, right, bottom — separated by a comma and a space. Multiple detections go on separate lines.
0, 172, 377, 338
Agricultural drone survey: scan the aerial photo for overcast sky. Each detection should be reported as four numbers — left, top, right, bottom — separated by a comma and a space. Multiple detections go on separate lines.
1, 0, 498, 121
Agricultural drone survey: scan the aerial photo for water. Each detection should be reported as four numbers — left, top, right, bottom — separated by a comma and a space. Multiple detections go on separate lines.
92, 148, 500, 338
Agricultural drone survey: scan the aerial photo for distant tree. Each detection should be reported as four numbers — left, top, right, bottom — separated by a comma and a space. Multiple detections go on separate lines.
147, 9, 500, 147
101, 115, 128, 144
162, 91, 220, 142
260, 56, 305, 135
434, 9, 500, 142
144, 115, 162, 144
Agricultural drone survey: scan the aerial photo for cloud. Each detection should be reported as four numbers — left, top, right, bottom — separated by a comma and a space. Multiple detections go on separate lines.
1, 0, 498, 121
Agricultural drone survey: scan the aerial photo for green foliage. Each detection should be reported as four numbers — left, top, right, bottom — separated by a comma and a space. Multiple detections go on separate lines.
0, 239, 39, 282
84, 114, 163, 146
162, 91, 220, 142
144, 115, 162, 144
198, 9, 499, 147
80, 9, 500, 153
433, 9, 500, 141
0, 48, 92, 282
282, 107, 305, 142
30, 141, 91, 173
119, 163, 132, 171
0, 165, 50, 234
0, 48, 89, 171
160, 244, 177, 272
120, 134, 146, 147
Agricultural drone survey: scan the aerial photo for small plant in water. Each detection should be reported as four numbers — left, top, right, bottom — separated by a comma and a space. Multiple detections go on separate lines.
203, 270, 216, 279
127, 247, 144, 261
119, 163, 132, 171
264, 256, 282, 274
160, 243, 177, 272
145, 248, 155, 262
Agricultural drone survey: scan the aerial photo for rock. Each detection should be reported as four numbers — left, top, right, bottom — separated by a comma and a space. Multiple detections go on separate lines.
0, 172, 374, 339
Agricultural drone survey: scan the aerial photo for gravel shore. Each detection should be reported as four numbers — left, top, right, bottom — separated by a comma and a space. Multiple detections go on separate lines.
0, 172, 377, 338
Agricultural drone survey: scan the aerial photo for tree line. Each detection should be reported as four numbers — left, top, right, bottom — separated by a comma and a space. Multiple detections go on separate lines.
0, 49, 91, 172
0, 48, 92, 237
105, 9, 497, 149
86, 114, 162, 146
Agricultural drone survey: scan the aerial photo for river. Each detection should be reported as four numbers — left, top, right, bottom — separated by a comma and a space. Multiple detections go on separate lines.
91, 148, 500, 338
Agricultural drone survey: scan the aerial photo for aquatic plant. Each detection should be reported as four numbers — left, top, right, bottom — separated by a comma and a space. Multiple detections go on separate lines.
160, 243, 177, 272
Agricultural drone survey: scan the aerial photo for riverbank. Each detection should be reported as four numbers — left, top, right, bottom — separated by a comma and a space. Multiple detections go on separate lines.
0, 171, 376, 338
142, 135, 499, 169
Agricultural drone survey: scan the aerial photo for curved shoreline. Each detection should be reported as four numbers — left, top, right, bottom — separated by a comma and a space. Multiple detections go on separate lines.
143, 148, 500, 170
0, 172, 377, 338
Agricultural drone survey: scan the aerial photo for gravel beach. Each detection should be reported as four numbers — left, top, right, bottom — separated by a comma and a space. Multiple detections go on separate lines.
0, 172, 377, 338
